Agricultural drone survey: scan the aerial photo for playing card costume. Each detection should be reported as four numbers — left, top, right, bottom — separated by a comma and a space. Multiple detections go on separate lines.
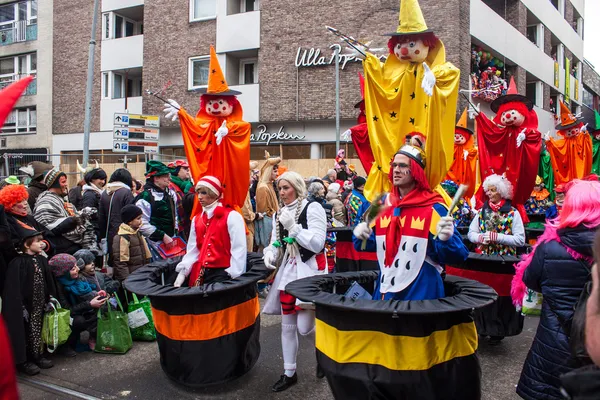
546, 100, 592, 185
362, 0, 459, 201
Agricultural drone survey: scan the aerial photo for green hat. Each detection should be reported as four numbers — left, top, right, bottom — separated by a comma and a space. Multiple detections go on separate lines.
4, 176, 20, 185
145, 160, 175, 178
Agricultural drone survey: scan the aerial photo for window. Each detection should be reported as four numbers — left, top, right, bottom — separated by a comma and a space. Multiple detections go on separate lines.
0, 53, 36, 90
115, 15, 123, 38
103, 12, 141, 40
113, 74, 123, 99
189, 56, 210, 89
240, 59, 258, 84
102, 72, 109, 98
321, 143, 358, 159
190, 0, 216, 21
0, 1, 37, 27
125, 20, 134, 37
526, 26, 537, 46
1, 106, 36, 134
241, 0, 259, 12
103, 13, 110, 39
582, 87, 594, 110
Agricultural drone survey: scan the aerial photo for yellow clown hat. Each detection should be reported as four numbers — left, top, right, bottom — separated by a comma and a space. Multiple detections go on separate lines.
385, 0, 433, 36
555, 100, 582, 130
195, 45, 241, 96
456, 108, 473, 136
535, 176, 543, 185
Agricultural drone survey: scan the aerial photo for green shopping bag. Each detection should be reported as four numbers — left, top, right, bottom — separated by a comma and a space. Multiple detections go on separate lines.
41, 300, 71, 353
95, 295, 132, 354
126, 291, 156, 341
522, 288, 543, 316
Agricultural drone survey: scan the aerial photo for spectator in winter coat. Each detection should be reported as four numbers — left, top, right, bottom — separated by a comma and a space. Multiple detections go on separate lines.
111, 205, 151, 282
73, 249, 120, 294
98, 169, 134, 260
81, 168, 107, 241
512, 179, 600, 400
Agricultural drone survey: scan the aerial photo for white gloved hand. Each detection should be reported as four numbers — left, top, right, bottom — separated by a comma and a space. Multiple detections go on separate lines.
479, 232, 491, 245
581, 123, 589, 133
353, 222, 372, 241
421, 62, 436, 97
263, 251, 276, 270
342, 129, 352, 141
174, 272, 186, 287
163, 99, 180, 122
468, 102, 480, 119
463, 149, 469, 160
279, 209, 296, 231
516, 128, 527, 148
435, 216, 454, 241
215, 120, 228, 145
542, 130, 551, 142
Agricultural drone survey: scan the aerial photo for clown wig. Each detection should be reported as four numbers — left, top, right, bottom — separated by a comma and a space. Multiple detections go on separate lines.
0, 184, 28, 210
387, 32, 439, 55
483, 174, 513, 200
199, 94, 240, 111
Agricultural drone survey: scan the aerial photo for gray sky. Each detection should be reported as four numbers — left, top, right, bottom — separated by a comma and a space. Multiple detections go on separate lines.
584, 0, 600, 70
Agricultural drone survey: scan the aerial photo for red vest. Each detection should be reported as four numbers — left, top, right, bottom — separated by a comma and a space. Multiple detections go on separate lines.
188, 206, 233, 286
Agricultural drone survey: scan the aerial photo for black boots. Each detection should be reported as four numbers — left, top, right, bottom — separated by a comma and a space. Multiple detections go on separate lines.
272, 373, 298, 392
18, 362, 40, 376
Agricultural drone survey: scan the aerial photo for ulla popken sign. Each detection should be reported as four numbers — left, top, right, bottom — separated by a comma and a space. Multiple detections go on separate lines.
251, 125, 306, 145
295, 43, 361, 70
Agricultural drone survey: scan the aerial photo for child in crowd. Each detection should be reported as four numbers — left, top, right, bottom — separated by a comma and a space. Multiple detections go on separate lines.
73, 249, 120, 295
112, 205, 152, 283
2, 227, 56, 375
50, 254, 106, 352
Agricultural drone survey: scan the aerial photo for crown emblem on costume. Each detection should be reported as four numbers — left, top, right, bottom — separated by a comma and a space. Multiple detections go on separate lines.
380, 215, 391, 229
410, 216, 425, 231
400, 216, 406, 227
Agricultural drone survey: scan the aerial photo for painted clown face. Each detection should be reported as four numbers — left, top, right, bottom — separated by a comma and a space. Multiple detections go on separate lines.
594, 132, 600, 141
205, 97, 234, 117
562, 126, 581, 138
500, 108, 525, 127
454, 132, 467, 145
394, 39, 430, 63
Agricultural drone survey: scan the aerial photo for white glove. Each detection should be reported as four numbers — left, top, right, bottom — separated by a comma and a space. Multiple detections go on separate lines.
421, 62, 436, 97
435, 216, 454, 242
215, 120, 228, 145
581, 123, 589, 133
263, 251, 276, 270
542, 130, 551, 142
516, 128, 526, 148
468, 102, 480, 119
279, 209, 296, 231
353, 222, 372, 241
479, 232, 491, 245
163, 99, 180, 122
174, 272, 186, 287
463, 149, 469, 160
342, 129, 352, 141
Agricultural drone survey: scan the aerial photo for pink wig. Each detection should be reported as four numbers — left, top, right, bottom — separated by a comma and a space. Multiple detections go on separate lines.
554, 179, 600, 230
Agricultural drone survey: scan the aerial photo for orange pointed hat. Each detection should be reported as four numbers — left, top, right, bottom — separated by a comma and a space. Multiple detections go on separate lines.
455, 108, 473, 136
0, 76, 34, 128
490, 76, 533, 113
555, 100, 582, 130
195, 45, 241, 96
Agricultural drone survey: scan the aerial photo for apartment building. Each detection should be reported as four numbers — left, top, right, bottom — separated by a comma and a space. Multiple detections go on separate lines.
0, 0, 52, 173
49, 0, 594, 165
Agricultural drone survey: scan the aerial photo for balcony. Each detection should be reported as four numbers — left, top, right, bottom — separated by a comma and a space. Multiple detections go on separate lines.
102, 0, 144, 13
0, 75, 36, 95
101, 34, 144, 72
229, 83, 259, 122
216, 11, 260, 53
0, 21, 37, 46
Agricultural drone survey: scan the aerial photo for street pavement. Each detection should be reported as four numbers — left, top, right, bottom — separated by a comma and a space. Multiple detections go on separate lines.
18, 311, 539, 400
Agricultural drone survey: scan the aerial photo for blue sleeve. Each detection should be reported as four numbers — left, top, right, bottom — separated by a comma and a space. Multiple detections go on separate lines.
356, 199, 371, 222
545, 205, 557, 220
430, 203, 469, 265
522, 242, 546, 293
353, 229, 376, 252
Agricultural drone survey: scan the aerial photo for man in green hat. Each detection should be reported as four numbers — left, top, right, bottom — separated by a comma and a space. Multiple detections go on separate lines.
135, 161, 179, 253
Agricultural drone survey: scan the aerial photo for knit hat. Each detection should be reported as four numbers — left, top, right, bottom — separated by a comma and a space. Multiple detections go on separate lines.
145, 160, 175, 178
121, 204, 143, 224
49, 253, 77, 277
43, 168, 66, 189
73, 249, 96, 268
353, 176, 367, 189
196, 176, 222, 197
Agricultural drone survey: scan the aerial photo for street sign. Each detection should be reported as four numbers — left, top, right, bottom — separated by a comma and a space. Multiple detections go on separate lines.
114, 113, 160, 128
113, 140, 129, 152
128, 140, 159, 154
113, 127, 129, 139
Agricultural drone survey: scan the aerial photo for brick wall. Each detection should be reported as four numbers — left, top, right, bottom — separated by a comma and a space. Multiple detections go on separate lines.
505, 0, 527, 35
53, 0, 101, 134
583, 62, 600, 97
259, 0, 470, 123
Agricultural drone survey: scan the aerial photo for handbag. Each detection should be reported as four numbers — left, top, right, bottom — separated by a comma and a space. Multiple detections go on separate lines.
41, 300, 71, 353
95, 295, 133, 354
125, 291, 156, 341
100, 193, 115, 255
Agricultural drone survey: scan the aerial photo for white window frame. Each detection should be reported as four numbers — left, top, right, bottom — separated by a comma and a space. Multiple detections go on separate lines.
102, 11, 141, 40
240, 0, 259, 12
239, 58, 258, 85
189, 0, 217, 22
27, 0, 36, 25
0, 53, 35, 88
188, 55, 210, 90
1, 106, 36, 135
102, 72, 110, 99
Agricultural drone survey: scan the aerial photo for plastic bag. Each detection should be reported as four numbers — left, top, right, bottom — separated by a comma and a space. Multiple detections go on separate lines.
522, 288, 542, 316
42, 300, 71, 353
126, 292, 156, 341
95, 296, 132, 354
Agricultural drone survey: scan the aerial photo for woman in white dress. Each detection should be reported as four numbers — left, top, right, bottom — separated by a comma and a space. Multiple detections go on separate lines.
262, 171, 327, 392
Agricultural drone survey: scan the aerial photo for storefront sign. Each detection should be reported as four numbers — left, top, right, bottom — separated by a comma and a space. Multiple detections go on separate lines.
565, 58, 571, 103
574, 79, 579, 101
295, 44, 361, 70
251, 125, 305, 145
554, 62, 559, 88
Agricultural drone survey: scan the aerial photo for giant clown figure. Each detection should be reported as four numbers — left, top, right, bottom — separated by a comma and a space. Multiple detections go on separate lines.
475, 77, 542, 223
164, 46, 251, 216
545, 100, 592, 185
445, 108, 478, 199
360, 0, 460, 201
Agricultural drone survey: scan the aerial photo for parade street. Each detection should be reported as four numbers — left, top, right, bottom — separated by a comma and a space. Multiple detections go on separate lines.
18, 310, 539, 400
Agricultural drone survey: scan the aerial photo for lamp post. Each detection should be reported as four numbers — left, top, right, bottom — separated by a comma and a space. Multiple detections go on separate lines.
82, 0, 100, 169
335, 44, 340, 155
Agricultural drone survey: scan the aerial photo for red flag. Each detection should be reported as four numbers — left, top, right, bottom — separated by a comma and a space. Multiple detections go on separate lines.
0, 76, 34, 128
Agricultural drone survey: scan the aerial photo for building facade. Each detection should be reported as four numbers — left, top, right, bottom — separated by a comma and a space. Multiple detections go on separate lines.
35, 0, 600, 174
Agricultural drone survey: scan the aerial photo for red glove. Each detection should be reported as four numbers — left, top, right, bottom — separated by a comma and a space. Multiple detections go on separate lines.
489, 231, 498, 243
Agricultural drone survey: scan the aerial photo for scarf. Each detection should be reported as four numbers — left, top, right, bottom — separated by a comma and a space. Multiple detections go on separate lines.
384, 187, 444, 266
82, 183, 102, 195
488, 199, 506, 213
58, 274, 93, 298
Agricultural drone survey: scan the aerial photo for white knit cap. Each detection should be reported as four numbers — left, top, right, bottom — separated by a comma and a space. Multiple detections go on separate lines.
196, 176, 222, 197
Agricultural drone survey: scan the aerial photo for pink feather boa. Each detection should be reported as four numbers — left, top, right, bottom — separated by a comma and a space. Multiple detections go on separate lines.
511, 225, 593, 309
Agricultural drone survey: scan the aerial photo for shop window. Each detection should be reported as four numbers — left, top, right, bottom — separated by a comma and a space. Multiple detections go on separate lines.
321, 143, 358, 159
190, 0, 216, 21
282, 144, 311, 160
250, 145, 278, 160
189, 56, 210, 89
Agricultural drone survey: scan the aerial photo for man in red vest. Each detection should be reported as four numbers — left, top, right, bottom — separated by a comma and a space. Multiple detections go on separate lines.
174, 176, 247, 286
